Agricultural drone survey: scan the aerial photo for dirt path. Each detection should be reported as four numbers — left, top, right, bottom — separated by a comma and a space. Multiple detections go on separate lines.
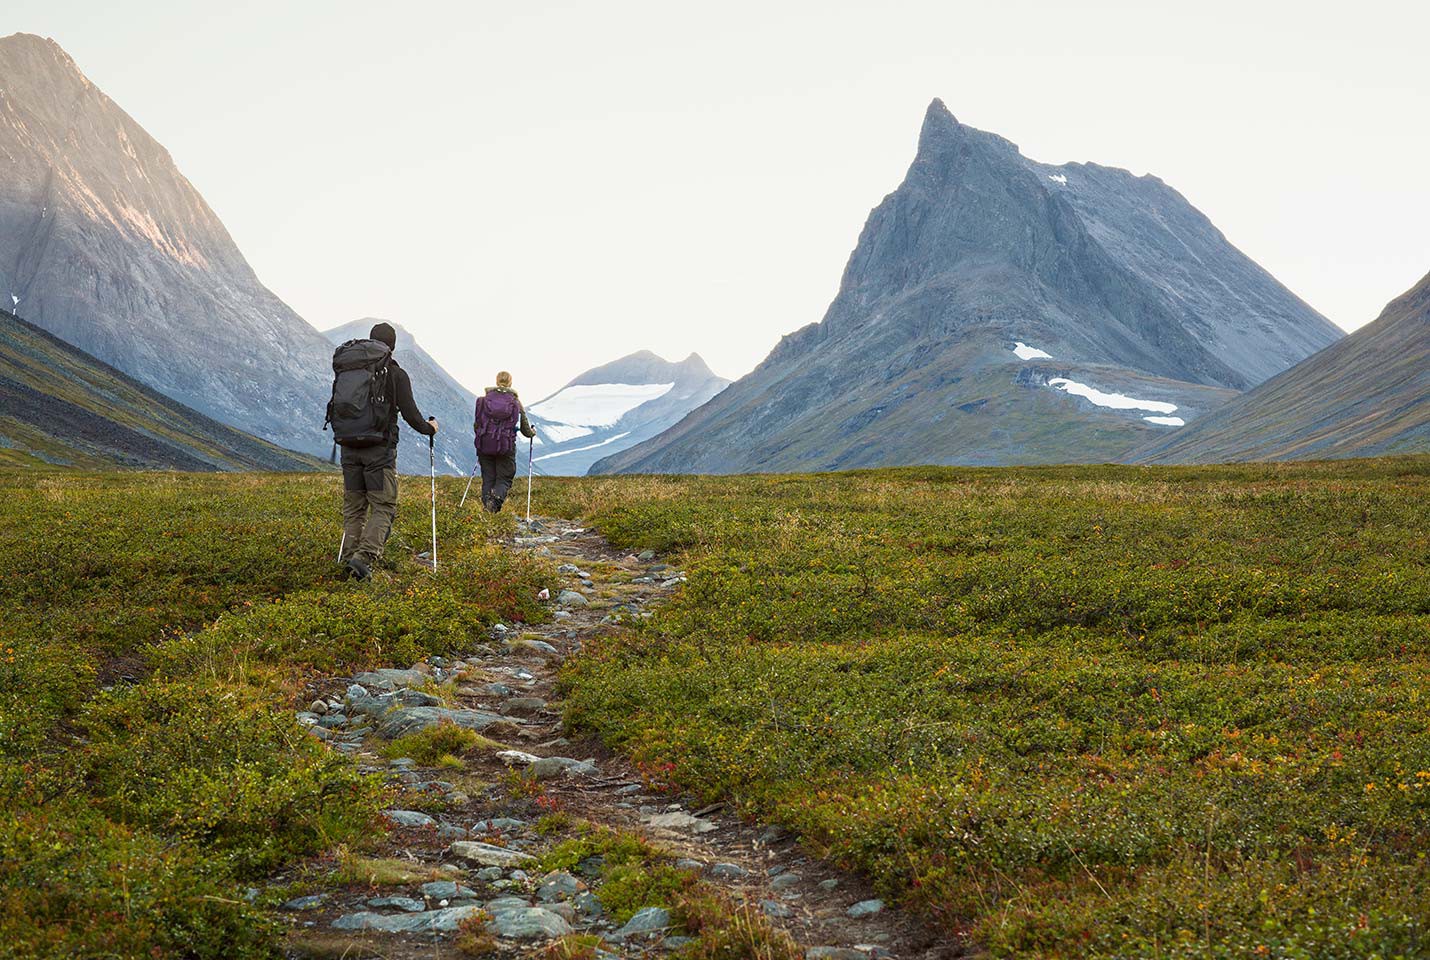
280, 517, 956, 959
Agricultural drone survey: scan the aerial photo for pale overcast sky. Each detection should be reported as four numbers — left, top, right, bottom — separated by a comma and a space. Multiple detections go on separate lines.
10, 0, 1430, 399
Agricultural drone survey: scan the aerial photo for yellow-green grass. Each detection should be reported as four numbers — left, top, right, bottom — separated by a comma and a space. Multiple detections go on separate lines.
540, 458, 1430, 958
0, 468, 548, 958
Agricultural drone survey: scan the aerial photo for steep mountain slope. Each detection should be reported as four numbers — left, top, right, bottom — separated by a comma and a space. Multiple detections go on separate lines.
324, 319, 477, 475
0, 35, 445, 467
593, 100, 1339, 474
525, 351, 729, 475
1138, 270, 1430, 463
0, 309, 322, 470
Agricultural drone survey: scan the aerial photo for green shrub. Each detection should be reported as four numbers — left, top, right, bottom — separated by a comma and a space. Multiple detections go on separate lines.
78, 679, 382, 877
382, 719, 488, 766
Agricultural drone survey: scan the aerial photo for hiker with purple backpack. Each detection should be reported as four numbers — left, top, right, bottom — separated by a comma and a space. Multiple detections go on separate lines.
473, 371, 537, 513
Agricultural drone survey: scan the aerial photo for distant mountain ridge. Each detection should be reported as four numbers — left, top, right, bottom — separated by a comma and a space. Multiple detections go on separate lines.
0, 34, 473, 475
594, 100, 1340, 474
1137, 269, 1430, 463
526, 351, 729, 475
324, 319, 477, 475
0, 309, 322, 471
0, 34, 338, 454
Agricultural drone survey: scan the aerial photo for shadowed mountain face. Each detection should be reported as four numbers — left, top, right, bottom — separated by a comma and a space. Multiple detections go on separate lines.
0, 309, 322, 471
593, 100, 1341, 475
324, 319, 477, 475
0, 34, 348, 464
1137, 269, 1430, 463
524, 351, 729, 476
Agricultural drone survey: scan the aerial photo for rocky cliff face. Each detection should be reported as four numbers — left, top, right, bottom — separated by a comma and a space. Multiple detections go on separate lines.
1137, 269, 1430, 463
593, 100, 1341, 474
525, 351, 729, 476
0, 34, 337, 459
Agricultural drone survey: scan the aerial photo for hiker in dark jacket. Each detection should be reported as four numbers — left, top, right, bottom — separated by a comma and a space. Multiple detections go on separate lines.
473, 370, 535, 513
340, 322, 437, 580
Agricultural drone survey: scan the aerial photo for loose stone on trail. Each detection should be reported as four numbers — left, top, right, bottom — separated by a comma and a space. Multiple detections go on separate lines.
447, 840, 537, 868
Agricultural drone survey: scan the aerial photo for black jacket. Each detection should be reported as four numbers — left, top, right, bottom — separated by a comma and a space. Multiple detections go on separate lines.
386, 360, 435, 447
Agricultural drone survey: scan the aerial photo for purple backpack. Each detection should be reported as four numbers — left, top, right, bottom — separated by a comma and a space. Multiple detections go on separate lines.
475, 391, 520, 455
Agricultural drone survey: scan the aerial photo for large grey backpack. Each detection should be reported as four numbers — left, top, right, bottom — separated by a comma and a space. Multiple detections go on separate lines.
325, 339, 393, 447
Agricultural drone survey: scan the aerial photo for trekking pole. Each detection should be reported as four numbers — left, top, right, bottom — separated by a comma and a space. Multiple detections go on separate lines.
427, 422, 438, 572
337, 531, 345, 563
525, 435, 534, 523
459, 459, 478, 508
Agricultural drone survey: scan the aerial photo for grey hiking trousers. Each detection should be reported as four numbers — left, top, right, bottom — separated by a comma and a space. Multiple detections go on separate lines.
478, 453, 517, 512
341, 444, 398, 563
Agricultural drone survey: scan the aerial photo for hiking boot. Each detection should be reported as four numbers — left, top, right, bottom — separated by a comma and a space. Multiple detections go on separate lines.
345, 555, 371, 582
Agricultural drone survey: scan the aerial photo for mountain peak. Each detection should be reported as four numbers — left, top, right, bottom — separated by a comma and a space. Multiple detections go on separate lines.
1, 33, 82, 75
917, 97, 962, 157
678, 352, 717, 378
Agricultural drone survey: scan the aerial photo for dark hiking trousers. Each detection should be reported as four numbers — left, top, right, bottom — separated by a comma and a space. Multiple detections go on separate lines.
341, 444, 398, 563
478, 453, 517, 512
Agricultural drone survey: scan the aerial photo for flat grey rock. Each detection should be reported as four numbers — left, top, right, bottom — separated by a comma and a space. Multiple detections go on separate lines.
846, 899, 885, 919
556, 590, 588, 607
366, 896, 424, 913
487, 906, 573, 940
351, 667, 427, 690
529, 756, 599, 780
472, 817, 530, 834
281, 894, 325, 911
537, 870, 582, 902
420, 880, 478, 900
331, 904, 484, 933
611, 905, 671, 939
376, 705, 504, 740
347, 687, 442, 719
382, 809, 435, 828
642, 810, 716, 834
448, 841, 537, 868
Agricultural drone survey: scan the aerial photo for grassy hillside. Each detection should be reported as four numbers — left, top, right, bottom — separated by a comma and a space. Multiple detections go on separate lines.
0, 310, 326, 471
544, 459, 1430, 958
1138, 270, 1430, 464
0, 468, 546, 957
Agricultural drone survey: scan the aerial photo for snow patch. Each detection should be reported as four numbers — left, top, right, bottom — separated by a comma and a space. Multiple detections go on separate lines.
535, 432, 632, 462
537, 423, 593, 444
1012, 341, 1053, 360
1143, 416, 1186, 427
1048, 174, 1068, 185
529, 383, 674, 427
1047, 378, 1179, 415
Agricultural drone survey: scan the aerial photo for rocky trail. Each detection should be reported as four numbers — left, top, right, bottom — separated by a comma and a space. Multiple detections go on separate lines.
279, 517, 953, 959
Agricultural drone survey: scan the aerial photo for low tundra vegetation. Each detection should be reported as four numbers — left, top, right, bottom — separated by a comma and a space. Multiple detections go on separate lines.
0, 469, 546, 957
534, 820, 800, 959
544, 459, 1430, 958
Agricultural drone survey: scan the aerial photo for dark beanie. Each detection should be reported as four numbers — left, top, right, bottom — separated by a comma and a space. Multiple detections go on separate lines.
369, 322, 396, 349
